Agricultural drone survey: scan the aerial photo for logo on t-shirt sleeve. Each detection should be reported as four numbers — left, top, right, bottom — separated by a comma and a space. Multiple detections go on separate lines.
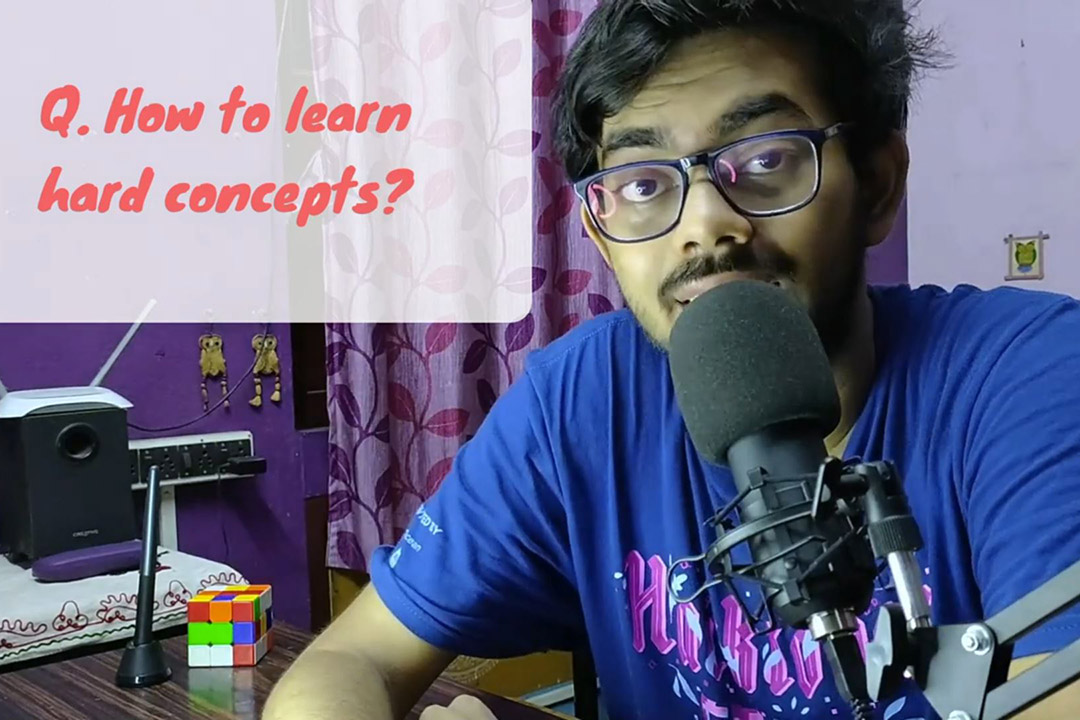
392, 503, 446, 564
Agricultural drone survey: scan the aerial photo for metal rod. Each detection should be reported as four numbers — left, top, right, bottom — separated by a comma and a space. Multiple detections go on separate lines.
987, 558, 1080, 645
984, 635, 1080, 719
133, 465, 162, 643
887, 552, 932, 630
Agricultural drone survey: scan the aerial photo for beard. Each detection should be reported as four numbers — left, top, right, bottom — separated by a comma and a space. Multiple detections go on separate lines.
808, 241, 866, 358
618, 229, 867, 359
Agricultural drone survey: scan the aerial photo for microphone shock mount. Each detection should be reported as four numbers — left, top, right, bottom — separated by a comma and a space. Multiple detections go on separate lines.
673, 457, 1080, 719
670, 457, 928, 720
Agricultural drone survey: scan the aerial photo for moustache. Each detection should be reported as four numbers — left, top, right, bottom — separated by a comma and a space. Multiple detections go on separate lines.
658, 247, 794, 302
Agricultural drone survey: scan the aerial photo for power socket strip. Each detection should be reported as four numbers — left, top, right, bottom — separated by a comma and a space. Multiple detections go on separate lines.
129, 430, 254, 487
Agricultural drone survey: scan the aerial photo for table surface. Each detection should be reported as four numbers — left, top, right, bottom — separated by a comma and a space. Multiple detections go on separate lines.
0, 622, 569, 720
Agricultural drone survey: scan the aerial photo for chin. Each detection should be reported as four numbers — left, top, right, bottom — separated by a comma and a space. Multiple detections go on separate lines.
624, 302, 673, 351
654, 312, 680, 350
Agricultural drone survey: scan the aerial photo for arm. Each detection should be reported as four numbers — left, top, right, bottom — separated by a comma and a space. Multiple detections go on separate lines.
963, 295, 1080, 717
364, 368, 582, 660
266, 367, 581, 718
263, 582, 455, 720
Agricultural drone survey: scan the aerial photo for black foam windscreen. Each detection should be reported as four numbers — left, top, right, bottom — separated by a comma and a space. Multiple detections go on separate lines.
668, 280, 841, 464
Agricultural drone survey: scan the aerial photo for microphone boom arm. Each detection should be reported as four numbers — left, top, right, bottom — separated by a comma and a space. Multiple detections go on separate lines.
671, 457, 1080, 720
870, 552, 1080, 720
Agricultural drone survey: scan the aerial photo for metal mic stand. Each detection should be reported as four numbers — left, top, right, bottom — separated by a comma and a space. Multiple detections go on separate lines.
867, 547, 1080, 719
833, 460, 1080, 720
671, 457, 1080, 720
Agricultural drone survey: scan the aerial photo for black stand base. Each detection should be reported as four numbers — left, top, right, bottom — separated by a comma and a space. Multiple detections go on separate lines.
115, 640, 172, 688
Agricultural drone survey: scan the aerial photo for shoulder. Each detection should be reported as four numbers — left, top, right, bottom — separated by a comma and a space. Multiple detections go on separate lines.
503, 309, 666, 436
522, 308, 661, 383
873, 281, 1077, 320
472, 309, 650, 431
525, 308, 648, 367
871, 282, 1080, 359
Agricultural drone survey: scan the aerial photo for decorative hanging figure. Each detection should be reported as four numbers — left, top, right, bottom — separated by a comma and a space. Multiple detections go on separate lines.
250, 333, 282, 407
199, 334, 229, 411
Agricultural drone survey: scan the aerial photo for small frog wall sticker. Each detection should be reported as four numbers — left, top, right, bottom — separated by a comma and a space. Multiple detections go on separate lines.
1004, 232, 1048, 281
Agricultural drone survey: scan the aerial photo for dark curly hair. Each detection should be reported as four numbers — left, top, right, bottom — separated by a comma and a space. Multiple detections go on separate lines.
551, 0, 949, 181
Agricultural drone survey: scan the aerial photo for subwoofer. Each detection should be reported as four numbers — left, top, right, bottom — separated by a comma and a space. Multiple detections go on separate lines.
0, 387, 137, 561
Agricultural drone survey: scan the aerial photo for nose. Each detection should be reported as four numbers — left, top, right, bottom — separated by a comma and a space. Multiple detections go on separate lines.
669, 170, 753, 255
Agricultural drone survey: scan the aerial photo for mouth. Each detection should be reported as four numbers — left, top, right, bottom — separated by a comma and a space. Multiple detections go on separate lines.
671, 271, 783, 307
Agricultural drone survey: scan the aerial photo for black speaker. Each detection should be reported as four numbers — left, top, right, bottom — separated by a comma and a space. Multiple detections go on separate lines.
0, 387, 138, 561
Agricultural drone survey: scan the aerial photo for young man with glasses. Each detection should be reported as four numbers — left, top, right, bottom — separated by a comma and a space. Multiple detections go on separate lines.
266, 2, 1080, 718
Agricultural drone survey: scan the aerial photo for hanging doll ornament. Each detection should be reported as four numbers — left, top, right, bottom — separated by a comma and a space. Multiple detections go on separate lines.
198, 334, 230, 411
250, 333, 282, 407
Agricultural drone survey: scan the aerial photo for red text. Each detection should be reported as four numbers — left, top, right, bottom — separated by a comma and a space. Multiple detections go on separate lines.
104, 87, 205, 134
285, 85, 411, 134
37, 166, 153, 212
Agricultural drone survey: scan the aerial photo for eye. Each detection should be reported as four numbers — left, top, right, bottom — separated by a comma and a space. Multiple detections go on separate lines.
618, 178, 660, 201
743, 149, 786, 173
617, 173, 676, 203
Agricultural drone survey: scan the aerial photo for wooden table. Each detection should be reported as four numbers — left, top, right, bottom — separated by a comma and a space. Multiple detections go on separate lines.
0, 623, 569, 720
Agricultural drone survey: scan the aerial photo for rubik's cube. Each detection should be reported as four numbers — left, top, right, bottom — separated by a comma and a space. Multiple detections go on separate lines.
186, 585, 275, 667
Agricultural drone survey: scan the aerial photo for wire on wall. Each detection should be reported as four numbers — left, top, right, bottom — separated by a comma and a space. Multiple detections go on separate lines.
127, 321, 272, 434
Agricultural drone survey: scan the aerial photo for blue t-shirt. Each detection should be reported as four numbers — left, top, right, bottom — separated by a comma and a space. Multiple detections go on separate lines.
371, 283, 1080, 720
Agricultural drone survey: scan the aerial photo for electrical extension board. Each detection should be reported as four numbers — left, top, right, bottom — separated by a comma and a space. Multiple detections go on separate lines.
129, 431, 254, 488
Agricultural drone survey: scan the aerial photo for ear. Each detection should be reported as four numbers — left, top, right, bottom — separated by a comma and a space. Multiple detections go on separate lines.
862, 130, 910, 248
581, 205, 613, 269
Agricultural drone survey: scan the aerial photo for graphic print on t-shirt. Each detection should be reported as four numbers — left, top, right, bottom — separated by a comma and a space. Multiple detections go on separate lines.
617, 549, 934, 719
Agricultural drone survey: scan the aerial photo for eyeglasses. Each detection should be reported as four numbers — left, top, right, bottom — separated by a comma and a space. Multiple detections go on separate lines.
574, 123, 850, 244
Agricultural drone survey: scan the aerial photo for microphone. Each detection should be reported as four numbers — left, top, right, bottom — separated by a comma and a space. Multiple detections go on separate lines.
665, 280, 1080, 719
667, 279, 890, 718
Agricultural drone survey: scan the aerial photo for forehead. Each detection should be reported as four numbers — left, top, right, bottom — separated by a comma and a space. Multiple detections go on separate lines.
600, 29, 831, 156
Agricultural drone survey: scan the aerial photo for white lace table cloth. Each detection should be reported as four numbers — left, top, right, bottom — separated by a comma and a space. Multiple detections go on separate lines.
0, 548, 245, 667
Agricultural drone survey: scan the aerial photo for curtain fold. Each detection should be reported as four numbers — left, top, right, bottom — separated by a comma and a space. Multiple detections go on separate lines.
316, 0, 613, 571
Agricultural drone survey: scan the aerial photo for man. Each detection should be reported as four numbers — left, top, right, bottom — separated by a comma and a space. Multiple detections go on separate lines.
265, 1, 1080, 718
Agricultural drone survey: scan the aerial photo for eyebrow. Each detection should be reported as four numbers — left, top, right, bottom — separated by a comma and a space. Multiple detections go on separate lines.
601, 92, 813, 156
709, 93, 812, 136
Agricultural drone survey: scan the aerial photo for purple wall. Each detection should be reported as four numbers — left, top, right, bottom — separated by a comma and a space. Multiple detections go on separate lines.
0, 198, 909, 629
866, 196, 909, 287
0, 322, 318, 629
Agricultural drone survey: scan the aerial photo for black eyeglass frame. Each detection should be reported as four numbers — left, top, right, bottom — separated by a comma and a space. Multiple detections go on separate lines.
573, 122, 852, 244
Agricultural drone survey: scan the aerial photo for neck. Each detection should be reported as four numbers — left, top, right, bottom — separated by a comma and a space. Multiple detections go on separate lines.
824, 288, 876, 458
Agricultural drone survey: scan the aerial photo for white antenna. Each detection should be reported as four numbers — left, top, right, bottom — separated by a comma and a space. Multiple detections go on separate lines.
91, 298, 157, 388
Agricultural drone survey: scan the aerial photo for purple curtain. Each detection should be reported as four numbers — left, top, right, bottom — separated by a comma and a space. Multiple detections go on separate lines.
320, 0, 910, 571
323, 0, 613, 570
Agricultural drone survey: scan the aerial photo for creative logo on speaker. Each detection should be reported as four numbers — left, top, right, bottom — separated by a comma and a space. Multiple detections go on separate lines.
71, 528, 100, 538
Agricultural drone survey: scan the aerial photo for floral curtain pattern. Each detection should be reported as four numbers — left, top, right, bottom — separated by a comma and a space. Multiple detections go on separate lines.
317, 0, 611, 570
315, 0, 910, 571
